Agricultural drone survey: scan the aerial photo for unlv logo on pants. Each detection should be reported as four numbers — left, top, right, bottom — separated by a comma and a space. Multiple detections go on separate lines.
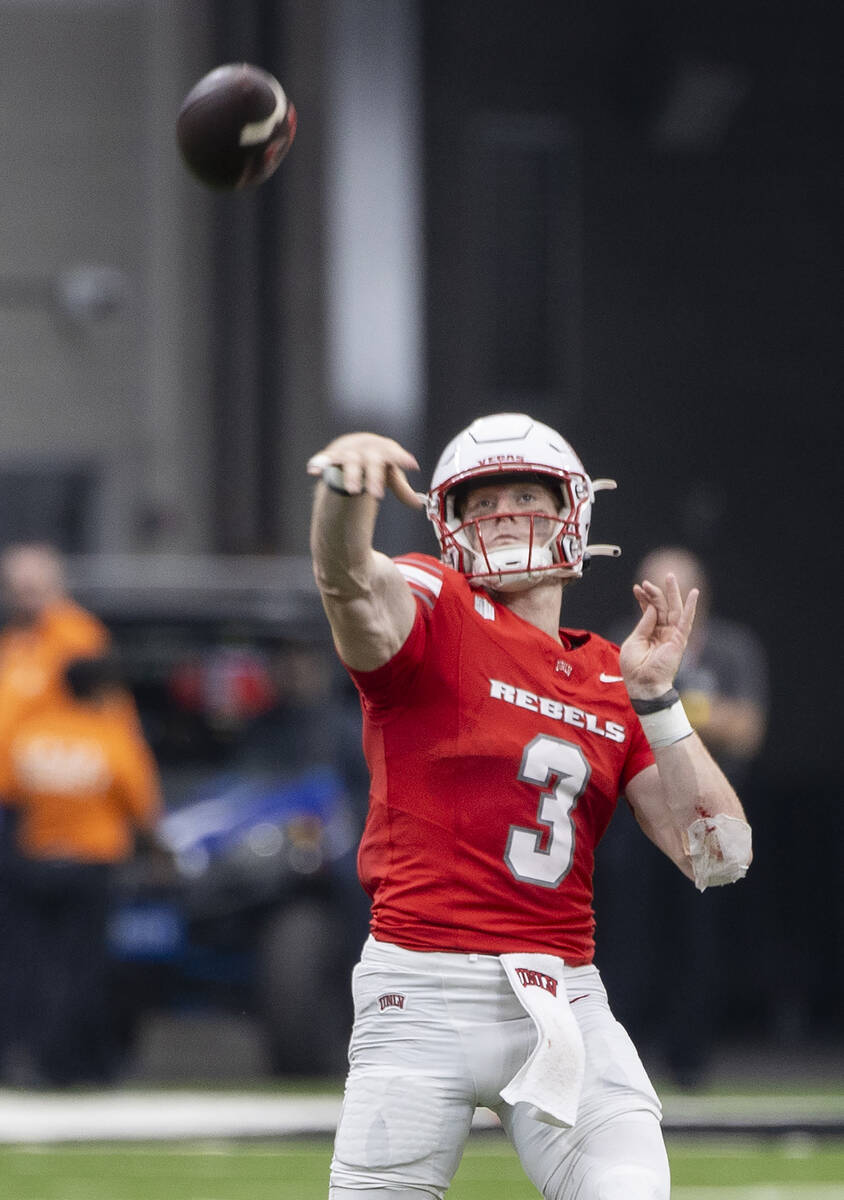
378, 993, 406, 1011
514, 968, 558, 997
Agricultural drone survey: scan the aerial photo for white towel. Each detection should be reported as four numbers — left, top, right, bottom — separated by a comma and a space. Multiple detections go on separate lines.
499, 953, 586, 1128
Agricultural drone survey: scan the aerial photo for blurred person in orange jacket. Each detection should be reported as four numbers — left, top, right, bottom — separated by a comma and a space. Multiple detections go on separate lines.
0, 543, 114, 1075
0, 653, 162, 1086
0, 543, 110, 742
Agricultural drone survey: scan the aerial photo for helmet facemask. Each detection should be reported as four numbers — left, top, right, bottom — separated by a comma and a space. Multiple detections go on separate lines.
426, 413, 620, 590
431, 469, 592, 592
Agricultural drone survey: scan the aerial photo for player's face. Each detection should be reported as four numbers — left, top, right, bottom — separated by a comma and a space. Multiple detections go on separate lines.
461, 479, 561, 551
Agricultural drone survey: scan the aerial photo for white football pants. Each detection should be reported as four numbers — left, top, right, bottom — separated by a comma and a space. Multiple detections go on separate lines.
329, 937, 669, 1199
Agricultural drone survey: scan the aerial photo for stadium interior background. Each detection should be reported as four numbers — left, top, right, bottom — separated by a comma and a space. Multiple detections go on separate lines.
0, 0, 841, 1078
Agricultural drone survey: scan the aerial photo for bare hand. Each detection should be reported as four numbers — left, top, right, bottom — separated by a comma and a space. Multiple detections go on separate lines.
307, 433, 424, 510
619, 573, 698, 700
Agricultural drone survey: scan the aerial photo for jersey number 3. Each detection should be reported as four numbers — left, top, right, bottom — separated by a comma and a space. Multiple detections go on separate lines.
504, 735, 590, 888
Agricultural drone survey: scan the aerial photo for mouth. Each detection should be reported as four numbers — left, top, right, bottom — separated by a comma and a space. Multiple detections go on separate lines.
485, 535, 527, 550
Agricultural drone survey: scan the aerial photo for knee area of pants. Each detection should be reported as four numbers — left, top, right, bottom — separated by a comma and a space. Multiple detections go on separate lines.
593, 1164, 668, 1200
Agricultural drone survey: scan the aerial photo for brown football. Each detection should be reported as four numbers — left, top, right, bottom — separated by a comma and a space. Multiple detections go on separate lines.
176, 63, 297, 190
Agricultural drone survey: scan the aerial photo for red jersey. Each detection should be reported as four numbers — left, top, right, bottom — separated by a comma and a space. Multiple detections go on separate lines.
345, 553, 654, 965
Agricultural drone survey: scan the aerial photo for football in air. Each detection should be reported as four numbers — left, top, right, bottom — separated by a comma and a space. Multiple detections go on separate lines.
176, 63, 297, 190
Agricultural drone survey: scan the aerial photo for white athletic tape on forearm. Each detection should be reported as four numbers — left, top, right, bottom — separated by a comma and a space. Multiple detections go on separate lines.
637, 699, 694, 749
686, 813, 753, 892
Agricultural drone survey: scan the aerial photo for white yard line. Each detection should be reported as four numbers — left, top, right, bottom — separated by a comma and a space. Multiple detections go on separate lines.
675, 1188, 844, 1199
0, 1088, 840, 1144
0, 1093, 340, 1143
0, 1091, 500, 1143
666, 1095, 844, 1118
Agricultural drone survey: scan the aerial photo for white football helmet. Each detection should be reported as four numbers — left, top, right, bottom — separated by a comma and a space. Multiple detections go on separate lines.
426, 412, 619, 591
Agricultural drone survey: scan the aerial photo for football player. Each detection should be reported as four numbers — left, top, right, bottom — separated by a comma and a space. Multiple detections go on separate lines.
307, 413, 752, 1200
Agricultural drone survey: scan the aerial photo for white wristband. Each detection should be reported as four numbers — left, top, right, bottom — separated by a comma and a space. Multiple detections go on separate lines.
637, 699, 694, 749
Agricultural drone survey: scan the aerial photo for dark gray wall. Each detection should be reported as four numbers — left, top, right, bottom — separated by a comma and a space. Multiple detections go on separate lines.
421, 0, 843, 781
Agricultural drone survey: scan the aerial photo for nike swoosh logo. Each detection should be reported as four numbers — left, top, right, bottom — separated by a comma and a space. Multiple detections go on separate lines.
569, 994, 589, 1004
599, 673, 624, 683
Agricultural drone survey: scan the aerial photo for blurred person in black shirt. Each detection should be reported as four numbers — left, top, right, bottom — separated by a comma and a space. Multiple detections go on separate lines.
598, 546, 768, 1088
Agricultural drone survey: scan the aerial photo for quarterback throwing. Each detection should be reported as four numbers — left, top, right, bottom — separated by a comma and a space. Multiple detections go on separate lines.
307, 413, 752, 1200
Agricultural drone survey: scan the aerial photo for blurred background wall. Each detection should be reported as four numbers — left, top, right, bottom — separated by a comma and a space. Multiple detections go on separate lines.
0, 0, 215, 552
0, 0, 841, 1065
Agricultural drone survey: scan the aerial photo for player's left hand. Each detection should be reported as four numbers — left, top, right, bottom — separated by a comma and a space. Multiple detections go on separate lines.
619, 572, 698, 700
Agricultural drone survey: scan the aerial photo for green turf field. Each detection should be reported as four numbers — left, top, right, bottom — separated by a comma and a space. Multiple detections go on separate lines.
2, 1136, 843, 1199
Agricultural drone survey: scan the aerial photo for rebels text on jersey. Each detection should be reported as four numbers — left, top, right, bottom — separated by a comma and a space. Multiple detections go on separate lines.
344, 554, 654, 964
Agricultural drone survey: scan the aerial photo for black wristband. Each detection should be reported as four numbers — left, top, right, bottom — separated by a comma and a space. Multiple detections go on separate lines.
321, 465, 355, 496
630, 687, 680, 715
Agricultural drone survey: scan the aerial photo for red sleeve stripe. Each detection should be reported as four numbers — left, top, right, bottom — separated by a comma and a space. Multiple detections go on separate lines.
395, 560, 444, 599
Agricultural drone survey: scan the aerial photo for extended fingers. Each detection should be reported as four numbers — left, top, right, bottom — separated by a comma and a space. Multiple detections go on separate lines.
306, 434, 419, 499
637, 578, 668, 624
635, 573, 699, 636
386, 464, 426, 510
664, 572, 684, 625
363, 442, 420, 499
661, 572, 698, 635
359, 450, 387, 498
678, 585, 699, 637
632, 583, 651, 617
631, 596, 658, 638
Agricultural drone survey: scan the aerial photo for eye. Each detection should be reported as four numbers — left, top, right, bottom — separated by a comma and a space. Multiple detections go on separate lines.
464, 495, 494, 517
